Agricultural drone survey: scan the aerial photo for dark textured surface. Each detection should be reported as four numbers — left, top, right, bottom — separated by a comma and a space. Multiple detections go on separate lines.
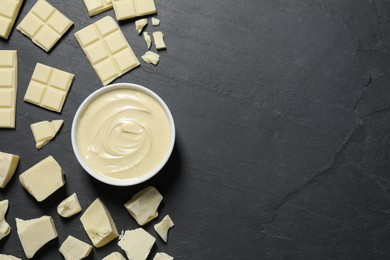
1, 0, 390, 259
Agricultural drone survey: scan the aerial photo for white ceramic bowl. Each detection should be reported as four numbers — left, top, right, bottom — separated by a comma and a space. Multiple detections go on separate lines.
71, 83, 175, 186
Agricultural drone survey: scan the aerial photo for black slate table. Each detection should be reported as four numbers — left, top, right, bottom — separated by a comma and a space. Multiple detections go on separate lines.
1, 0, 390, 259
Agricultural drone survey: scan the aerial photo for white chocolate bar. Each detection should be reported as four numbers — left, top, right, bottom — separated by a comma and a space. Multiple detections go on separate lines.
151, 17, 160, 26
19, 156, 65, 202
143, 32, 151, 49
0, 254, 21, 260
124, 186, 163, 226
141, 51, 159, 65
74, 16, 140, 85
118, 228, 155, 260
24, 63, 74, 112
30, 119, 63, 149
102, 252, 126, 260
153, 252, 174, 260
17, 0, 73, 52
112, 0, 156, 21
0, 50, 17, 128
82, 0, 112, 17
0, 151, 20, 188
80, 198, 119, 248
59, 235, 92, 260
154, 215, 174, 242
153, 31, 166, 50
57, 193, 82, 218
0, 0, 23, 39
135, 18, 147, 34
0, 200, 10, 241
16, 216, 58, 259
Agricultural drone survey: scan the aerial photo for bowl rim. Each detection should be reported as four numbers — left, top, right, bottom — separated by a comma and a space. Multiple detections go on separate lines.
71, 82, 175, 186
